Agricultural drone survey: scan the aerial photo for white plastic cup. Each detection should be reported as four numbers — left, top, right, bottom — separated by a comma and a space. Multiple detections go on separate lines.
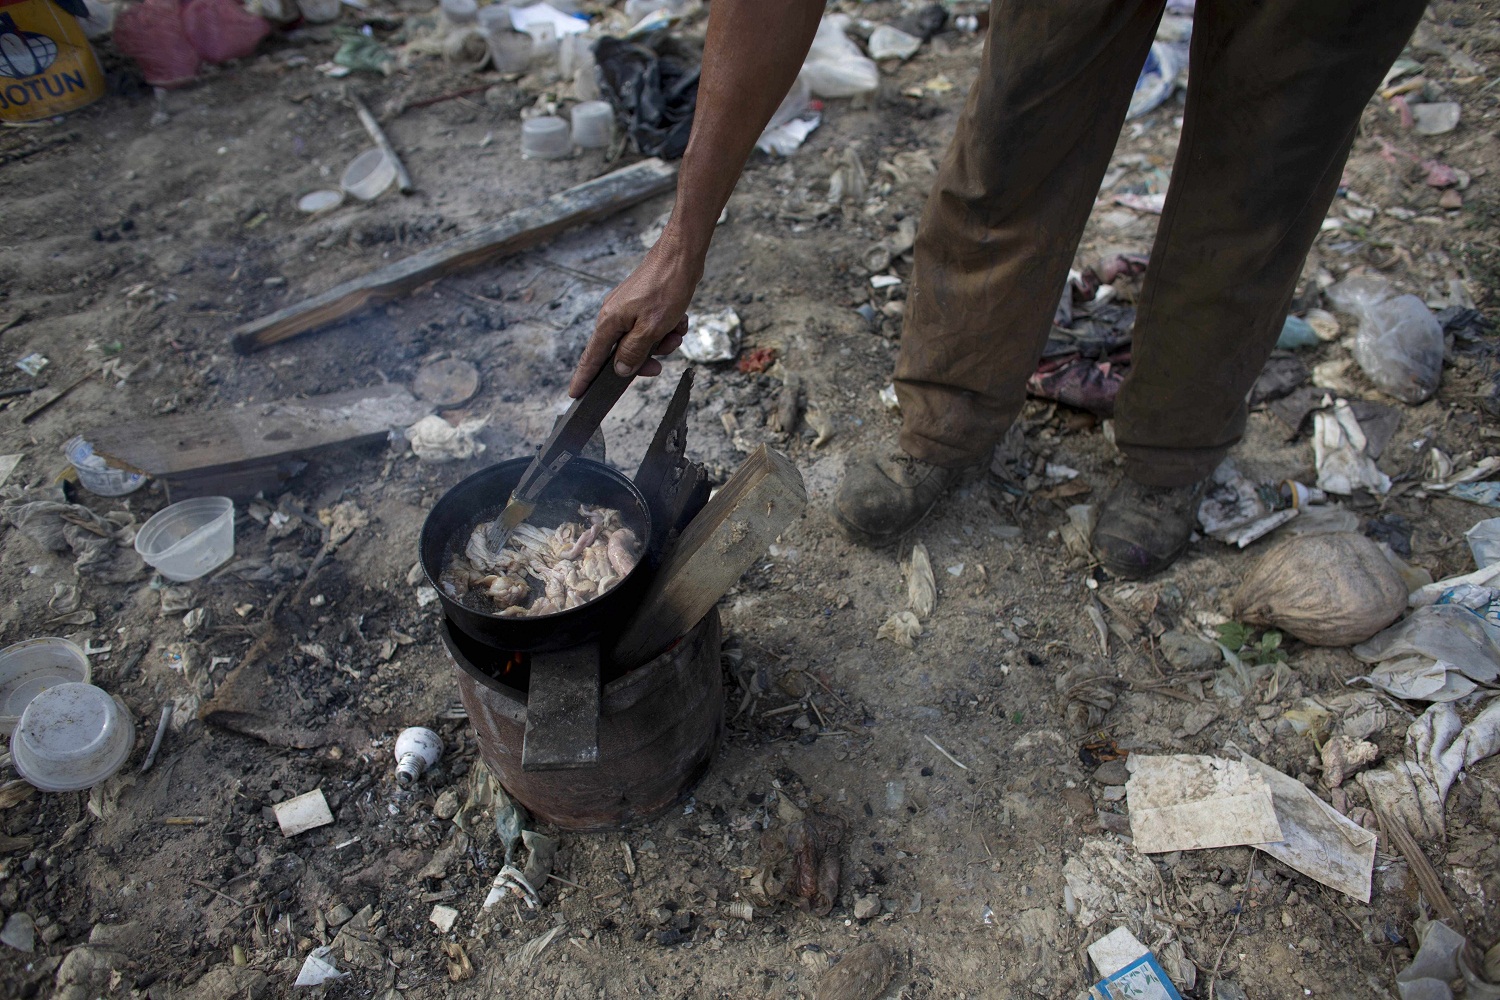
341, 148, 396, 201
521, 116, 571, 160
134, 496, 235, 582
64, 436, 146, 496
570, 100, 613, 149
12, 683, 134, 792
0, 637, 91, 738
486, 28, 533, 74
440, 0, 477, 25
297, 0, 339, 22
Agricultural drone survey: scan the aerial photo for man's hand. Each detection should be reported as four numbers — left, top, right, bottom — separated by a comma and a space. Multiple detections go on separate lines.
568, 234, 699, 398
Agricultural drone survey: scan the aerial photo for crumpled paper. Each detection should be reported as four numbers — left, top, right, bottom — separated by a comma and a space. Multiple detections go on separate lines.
680, 308, 741, 363
1, 487, 143, 581
1357, 699, 1500, 840
405, 415, 486, 462
1313, 400, 1391, 495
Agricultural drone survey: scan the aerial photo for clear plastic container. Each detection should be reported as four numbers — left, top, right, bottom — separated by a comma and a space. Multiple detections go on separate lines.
521, 116, 571, 159
64, 436, 147, 496
440, 0, 477, 25
570, 100, 613, 149
475, 3, 511, 34
0, 637, 91, 737
485, 27, 532, 74
297, 0, 339, 22
134, 496, 235, 582
11, 682, 134, 792
341, 148, 396, 201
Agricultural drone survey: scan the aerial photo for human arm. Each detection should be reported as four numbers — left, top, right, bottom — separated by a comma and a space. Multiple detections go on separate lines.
568, 0, 825, 397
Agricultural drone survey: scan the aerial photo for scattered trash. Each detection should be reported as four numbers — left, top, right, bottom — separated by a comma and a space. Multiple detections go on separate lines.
1113, 192, 1166, 214
12, 682, 134, 792
181, 0, 271, 63
680, 308, 741, 363
1239, 752, 1376, 902
595, 35, 700, 159
273, 788, 335, 837
877, 610, 922, 649
757, 114, 822, 156
413, 358, 481, 409
571, 99, 614, 149
1357, 699, 1500, 840
1326, 275, 1442, 404
905, 542, 936, 617
1091, 952, 1184, 1000
1465, 518, 1500, 568
1197, 460, 1300, 548
15, 353, 47, 376
1313, 401, 1392, 495
506, 924, 565, 967
521, 115, 572, 160
1127, 41, 1181, 120
799, 15, 878, 99
1276, 314, 1320, 350
405, 415, 487, 462
294, 946, 347, 987
878, 384, 900, 412
296, 190, 344, 214
508, 2, 586, 37
828, 147, 868, 203
1230, 532, 1407, 646
0, 0, 106, 122
867, 25, 922, 62
3, 487, 140, 580
1395, 920, 1500, 1000
0, 636, 92, 737
134, 496, 236, 583
332, 29, 394, 75
1126, 755, 1282, 852
1409, 101, 1461, 136
737, 346, 777, 374
1352, 604, 1500, 702
394, 726, 443, 785
341, 148, 397, 201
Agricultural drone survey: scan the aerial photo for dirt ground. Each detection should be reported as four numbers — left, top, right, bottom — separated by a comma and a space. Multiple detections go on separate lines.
3, 1, 1500, 998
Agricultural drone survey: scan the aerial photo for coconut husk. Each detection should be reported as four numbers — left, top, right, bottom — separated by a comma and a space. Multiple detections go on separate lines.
1230, 532, 1407, 646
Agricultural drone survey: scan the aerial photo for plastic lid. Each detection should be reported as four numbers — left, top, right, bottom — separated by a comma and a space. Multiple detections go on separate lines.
11, 683, 133, 792
341, 148, 396, 201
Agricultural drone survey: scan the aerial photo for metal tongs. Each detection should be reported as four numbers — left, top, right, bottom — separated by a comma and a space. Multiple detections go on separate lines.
485, 362, 636, 552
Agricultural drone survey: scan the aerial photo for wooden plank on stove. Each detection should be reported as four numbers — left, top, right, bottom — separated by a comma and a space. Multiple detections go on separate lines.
85, 384, 428, 487
610, 445, 805, 669
231, 158, 678, 354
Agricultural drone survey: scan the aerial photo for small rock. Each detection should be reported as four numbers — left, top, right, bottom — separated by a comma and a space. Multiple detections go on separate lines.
1101, 786, 1126, 802
433, 790, 460, 820
1, 912, 35, 952
1439, 189, 1463, 210
88, 922, 149, 951
181, 964, 269, 1000
1092, 760, 1130, 786
1098, 811, 1132, 836
1410, 101, 1460, 136
1180, 704, 1220, 737
816, 942, 893, 1000
325, 903, 354, 927
853, 894, 881, 920
1159, 630, 1218, 670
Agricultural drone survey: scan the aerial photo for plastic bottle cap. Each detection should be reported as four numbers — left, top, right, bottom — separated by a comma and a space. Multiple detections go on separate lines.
11, 683, 133, 792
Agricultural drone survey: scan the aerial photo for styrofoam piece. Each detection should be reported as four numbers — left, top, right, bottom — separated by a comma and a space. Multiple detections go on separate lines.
274, 788, 335, 836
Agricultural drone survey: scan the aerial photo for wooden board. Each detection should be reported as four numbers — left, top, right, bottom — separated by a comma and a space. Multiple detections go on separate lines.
611, 445, 806, 668
86, 384, 429, 497
231, 158, 678, 353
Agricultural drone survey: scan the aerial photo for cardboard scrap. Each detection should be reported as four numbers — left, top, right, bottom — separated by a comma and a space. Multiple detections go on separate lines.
1088, 926, 1150, 979
1125, 755, 1283, 853
1239, 754, 1377, 904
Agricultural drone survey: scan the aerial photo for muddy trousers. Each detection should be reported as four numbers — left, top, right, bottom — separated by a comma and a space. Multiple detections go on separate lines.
894, 0, 1428, 486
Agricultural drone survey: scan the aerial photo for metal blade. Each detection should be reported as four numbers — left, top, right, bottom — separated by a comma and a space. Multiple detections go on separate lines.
484, 495, 536, 553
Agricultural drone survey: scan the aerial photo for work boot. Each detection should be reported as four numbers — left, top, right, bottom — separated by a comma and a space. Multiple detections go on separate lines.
1091, 476, 1206, 579
834, 448, 961, 545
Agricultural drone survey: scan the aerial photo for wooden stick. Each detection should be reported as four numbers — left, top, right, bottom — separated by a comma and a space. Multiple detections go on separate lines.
611, 445, 806, 668
20, 370, 93, 424
231, 158, 677, 354
349, 90, 415, 195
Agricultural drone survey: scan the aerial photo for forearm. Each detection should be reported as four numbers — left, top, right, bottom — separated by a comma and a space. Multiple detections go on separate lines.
661, 0, 825, 263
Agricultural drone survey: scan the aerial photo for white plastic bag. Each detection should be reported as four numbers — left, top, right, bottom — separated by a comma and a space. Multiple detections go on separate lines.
799, 15, 878, 98
1327, 275, 1443, 404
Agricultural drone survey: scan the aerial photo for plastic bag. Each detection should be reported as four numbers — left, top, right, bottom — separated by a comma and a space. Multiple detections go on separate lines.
1352, 603, 1500, 684
1326, 275, 1443, 404
800, 14, 877, 99
114, 0, 202, 87
182, 0, 271, 63
0, 0, 106, 122
595, 35, 699, 159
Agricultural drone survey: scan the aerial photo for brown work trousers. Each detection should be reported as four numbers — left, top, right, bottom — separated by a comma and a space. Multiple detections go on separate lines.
895, 0, 1429, 486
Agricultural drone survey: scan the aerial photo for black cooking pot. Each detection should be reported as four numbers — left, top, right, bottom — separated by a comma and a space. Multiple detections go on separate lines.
420, 457, 654, 653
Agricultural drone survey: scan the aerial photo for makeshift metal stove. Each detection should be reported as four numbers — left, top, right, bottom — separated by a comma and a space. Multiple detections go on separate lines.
417, 371, 806, 830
